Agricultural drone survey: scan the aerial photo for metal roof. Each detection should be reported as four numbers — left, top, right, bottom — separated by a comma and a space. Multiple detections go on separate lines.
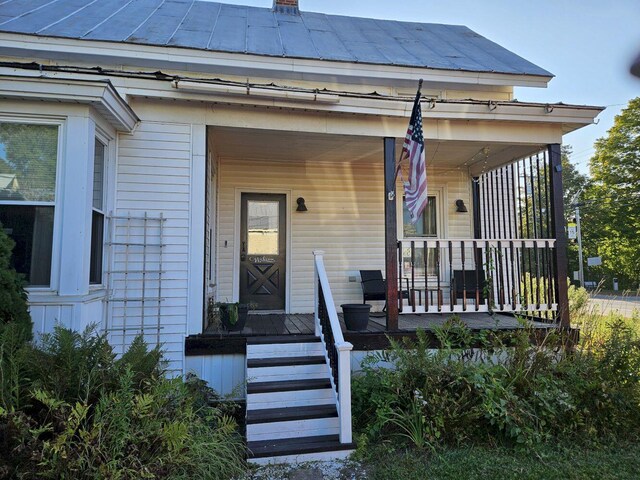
0, 0, 553, 77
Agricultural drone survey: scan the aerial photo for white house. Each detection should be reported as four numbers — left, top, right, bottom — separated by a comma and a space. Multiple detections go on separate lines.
0, 0, 601, 463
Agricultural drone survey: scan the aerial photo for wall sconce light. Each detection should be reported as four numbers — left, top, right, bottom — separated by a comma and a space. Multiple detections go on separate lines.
455, 199, 468, 213
296, 197, 308, 212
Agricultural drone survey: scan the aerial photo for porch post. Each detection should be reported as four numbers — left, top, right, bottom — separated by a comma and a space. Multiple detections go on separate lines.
548, 144, 570, 327
384, 137, 399, 330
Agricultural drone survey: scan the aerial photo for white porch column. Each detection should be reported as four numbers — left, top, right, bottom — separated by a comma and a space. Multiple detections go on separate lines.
337, 341, 353, 444
187, 124, 207, 335
57, 115, 95, 296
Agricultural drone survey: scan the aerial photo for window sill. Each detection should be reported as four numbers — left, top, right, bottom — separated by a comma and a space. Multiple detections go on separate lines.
27, 289, 108, 304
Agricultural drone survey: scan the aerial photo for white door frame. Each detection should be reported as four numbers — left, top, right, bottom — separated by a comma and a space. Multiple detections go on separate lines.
232, 187, 292, 313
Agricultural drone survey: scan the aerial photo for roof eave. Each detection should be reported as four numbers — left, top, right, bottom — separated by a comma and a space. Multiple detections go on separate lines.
0, 32, 554, 89
0, 74, 139, 131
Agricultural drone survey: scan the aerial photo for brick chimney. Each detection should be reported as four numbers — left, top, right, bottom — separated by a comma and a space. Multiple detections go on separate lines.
273, 0, 299, 14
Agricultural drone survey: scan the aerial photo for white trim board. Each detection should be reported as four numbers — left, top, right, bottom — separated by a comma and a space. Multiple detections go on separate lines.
0, 74, 139, 132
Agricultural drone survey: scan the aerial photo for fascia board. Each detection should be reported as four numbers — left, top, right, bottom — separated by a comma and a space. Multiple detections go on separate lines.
119, 81, 602, 126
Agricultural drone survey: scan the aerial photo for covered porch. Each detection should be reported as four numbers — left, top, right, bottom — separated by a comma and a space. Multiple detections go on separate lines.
204, 122, 569, 334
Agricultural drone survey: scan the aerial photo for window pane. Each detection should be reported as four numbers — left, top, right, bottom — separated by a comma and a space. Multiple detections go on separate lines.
247, 201, 279, 255
402, 245, 437, 277
0, 205, 54, 286
0, 123, 58, 202
93, 140, 105, 210
90, 210, 104, 284
403, 196, 436, 237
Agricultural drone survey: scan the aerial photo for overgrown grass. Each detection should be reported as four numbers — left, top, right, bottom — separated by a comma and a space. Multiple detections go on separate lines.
360, 441, 640, 480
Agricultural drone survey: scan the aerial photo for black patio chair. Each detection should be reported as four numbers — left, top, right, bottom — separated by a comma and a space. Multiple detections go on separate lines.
359, 270, 412, 309
451, 269, 486, 304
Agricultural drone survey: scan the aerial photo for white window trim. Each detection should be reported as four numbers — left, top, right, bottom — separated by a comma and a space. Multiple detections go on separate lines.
0, 115, 66, 292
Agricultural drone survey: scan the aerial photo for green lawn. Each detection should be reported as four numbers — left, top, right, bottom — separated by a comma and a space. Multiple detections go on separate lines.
361, 442, 640, 480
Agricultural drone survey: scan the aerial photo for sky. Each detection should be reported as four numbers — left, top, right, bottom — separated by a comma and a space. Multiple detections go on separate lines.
206, 0, 640, 174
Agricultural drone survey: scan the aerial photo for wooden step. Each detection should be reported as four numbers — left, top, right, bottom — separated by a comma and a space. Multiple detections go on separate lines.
247, 388, 335, 411
247, 378, 331, 394
247, 355, 325, 368
246, 341, 325, 359
247, 335, 320, 345
247, 363, 328, 382
246, 404, 337, 425
248, 434, 355, 460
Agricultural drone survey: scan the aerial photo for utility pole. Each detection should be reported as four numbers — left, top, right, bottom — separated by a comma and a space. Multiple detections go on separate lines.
575, 204, 585, 287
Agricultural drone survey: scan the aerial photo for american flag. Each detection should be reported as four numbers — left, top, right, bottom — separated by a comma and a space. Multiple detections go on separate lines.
402, 90, 428, 224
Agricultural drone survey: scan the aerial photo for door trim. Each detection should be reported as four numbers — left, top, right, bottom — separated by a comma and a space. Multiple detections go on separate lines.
233, 188, 291, 313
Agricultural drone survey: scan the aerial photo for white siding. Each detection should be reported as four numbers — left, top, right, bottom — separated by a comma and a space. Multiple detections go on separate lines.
185, 354, 246, 398
28, 296, 104, 335
111, 121, 193, 372
217, 158, 473, 313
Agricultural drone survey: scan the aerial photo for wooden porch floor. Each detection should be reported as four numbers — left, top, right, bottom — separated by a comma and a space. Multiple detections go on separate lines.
205, 312, 549, 336
186, 312, 557, 355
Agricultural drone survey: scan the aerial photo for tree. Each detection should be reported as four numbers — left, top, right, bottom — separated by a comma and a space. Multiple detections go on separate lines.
561, 146, 589, 282
0, 123, 58, 202
581, 98, 640, 289
0, 223, 32, 337
561, 145, 589, 217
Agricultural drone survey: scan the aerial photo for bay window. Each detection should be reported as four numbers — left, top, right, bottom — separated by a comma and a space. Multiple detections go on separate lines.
0, 122, 58, 286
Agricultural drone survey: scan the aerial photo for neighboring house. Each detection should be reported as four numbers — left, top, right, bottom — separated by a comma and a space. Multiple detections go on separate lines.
0, 0, 601, 463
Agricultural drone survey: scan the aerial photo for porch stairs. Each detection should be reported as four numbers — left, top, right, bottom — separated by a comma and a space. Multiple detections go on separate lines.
245, 335, 356, 464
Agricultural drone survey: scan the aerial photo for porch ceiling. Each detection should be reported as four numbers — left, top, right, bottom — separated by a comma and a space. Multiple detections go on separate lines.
209, 126, 545, 173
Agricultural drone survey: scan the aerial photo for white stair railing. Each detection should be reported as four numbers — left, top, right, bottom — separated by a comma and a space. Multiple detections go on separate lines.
313, 250, 353, 444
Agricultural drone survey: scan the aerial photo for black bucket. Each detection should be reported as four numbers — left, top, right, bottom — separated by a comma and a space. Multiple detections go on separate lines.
341, 304, 371, 331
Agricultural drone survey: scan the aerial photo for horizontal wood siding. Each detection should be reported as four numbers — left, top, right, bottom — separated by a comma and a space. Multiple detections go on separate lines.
217, 158, 472, 313
113, 121, 193, 372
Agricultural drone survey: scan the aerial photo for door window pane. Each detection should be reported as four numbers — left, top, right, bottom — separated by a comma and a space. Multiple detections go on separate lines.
0, 205, 54, 286
0, 123, 58, 202
247, 201, 279, 255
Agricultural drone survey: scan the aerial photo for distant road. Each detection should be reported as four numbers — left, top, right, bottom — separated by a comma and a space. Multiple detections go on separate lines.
588, 294, 640, 317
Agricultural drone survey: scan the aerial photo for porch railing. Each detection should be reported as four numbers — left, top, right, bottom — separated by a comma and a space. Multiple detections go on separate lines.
397, 238, 557, 315
313, 250, 353, 444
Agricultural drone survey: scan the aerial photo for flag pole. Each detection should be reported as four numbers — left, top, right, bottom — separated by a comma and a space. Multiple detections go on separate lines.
390, 79, 424, 197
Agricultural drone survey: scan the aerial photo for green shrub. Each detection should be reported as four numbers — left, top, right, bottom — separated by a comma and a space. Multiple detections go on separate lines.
352, 315, 640, 450
0, 326, 245, 479
568, 282, 590, 316
0, 224, 31, 337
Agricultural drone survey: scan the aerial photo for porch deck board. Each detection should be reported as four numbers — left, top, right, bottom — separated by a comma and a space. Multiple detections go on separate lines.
189, 312, 560, 355
204, 312, 549, 336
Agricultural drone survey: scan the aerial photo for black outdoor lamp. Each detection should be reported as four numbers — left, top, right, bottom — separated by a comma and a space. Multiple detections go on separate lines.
296, 197, 308, 212
455, 199, 468, 213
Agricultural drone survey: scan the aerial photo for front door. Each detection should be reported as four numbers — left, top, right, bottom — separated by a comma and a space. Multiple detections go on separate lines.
240, 193, 287, 311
